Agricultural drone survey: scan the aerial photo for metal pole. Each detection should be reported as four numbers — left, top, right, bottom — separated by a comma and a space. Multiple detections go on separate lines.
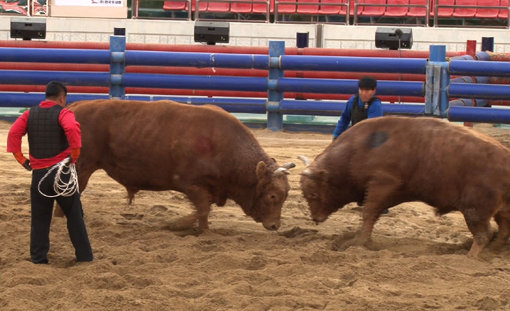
267, 41, 285, 131
426, 45, 448, 117
0, 70, 110, 85
110, 35, 126, 99
448, 106, 510, 123
0, 48, 111, 63
280, 55, 426, 73
449, 60, 510, 77
125, 51, 270, 69
122, 74, 268, 91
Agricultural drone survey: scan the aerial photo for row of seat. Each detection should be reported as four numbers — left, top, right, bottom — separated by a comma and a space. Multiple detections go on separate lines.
163, 0, 509, 19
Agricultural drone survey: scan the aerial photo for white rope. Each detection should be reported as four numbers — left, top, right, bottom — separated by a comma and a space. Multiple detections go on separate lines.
38, 157, 79, 198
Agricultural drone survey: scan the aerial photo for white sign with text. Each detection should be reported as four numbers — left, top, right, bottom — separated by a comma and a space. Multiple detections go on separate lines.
54, 0, 124, 7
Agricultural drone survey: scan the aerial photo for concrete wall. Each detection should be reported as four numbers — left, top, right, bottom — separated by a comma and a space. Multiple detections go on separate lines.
1, 16, 510, 52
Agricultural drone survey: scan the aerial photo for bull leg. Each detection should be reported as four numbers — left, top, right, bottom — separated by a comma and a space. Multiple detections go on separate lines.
53, 163, 96, 218
53, 203, 65, 217
463, 209, 493, 258
168, 186, 212, 231
168, 212, 199, 231
333, 172, 401, 251
492, 208, 510, 250
76, 164, 95, 194
125, 187, 138, 205
188, 187, 213, 230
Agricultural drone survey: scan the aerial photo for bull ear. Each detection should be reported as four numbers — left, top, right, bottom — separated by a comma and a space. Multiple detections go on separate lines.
256, 161, 268, 181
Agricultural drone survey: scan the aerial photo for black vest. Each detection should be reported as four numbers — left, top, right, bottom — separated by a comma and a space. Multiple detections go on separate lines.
351, 95, 378, 126
27, 105, 69, 159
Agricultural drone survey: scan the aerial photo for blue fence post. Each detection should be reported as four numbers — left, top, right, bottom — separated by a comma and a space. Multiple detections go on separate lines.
110, 35, 126, 99
425, 45, 448, 117
267, 41, 285, 131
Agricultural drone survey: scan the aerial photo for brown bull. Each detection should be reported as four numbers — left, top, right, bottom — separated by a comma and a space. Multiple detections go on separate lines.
300, 116, 510, 257
66, 99, 294, 231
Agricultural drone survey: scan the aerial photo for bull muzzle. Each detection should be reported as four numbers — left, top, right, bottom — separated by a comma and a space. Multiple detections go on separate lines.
311, 214, 328, 224
262, 219, 281, 231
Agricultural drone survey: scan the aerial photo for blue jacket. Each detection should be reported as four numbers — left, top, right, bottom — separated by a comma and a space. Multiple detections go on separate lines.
333, 94, 383, 139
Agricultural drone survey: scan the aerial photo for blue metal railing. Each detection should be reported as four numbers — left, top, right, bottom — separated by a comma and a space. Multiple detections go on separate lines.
2, 36, 510, 130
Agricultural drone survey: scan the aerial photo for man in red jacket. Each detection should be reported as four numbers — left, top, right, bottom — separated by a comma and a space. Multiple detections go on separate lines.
7, 81, 93, 264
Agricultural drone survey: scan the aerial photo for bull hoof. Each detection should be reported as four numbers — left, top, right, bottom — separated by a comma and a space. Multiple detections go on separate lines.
488, 240, 506, 252
167, 214, 197, 231
331, 239, 352, 251
172, 227, 204, 237
331, 235, 372, 252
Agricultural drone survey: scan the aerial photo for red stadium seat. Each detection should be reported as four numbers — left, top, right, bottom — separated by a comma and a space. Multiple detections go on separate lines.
163, 0, 187, 11
498, 0, 508, 19
407, 0, 428, 17
431, 0, 455, 17
350, 0, 364, 15
207, 0, 230, 12
297, 0, 320, 14
318, 0, 345, 15
476, 0, 500, 18
277, 0, 297, 14
231, 0, 252, 13
452, 0, 476, 18
360, 0, 386, 16
192, 0, 209, 11
164, 0, 205, 17
253, 0, 270, 13
385, 0, 409, 16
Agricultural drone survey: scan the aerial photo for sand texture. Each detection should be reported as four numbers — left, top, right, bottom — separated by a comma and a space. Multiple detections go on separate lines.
1, 120, 510, 311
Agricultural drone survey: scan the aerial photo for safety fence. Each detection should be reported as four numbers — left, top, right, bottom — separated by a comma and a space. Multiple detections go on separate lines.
1, 35, 510, 130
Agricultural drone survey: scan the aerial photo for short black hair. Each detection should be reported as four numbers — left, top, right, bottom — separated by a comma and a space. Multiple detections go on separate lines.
358, 76, 377, 90
45, 81, 68, 99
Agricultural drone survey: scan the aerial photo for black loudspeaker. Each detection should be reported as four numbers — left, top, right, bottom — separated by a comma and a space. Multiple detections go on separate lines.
296, 32, 309, 48
114, 28, 126, 36
375, 27, 413, 50
194, 21, 229, 45
10, 18, 46, 40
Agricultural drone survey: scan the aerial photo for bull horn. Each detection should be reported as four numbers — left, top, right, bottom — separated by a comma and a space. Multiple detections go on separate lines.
298, 155, 311, 166
301, 168, 313, 176
273, 167, 290, 176
282, 162, 296, 169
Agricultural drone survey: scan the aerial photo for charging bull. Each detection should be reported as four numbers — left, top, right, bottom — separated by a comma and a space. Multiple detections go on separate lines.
66, 99, 294, 231
300, 116, 510, 257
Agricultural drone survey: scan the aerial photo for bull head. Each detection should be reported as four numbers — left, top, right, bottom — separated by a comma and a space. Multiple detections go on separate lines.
252, 160, 294, 230
298, 156, 338, 223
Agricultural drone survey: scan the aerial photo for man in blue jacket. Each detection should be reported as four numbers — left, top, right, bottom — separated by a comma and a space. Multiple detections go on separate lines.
333, 76, 383, 140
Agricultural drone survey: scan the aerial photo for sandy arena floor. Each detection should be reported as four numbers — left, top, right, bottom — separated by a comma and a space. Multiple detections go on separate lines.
1, 119, 510, 311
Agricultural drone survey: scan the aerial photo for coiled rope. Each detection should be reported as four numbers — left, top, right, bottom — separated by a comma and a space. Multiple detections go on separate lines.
38, 157, 79, 198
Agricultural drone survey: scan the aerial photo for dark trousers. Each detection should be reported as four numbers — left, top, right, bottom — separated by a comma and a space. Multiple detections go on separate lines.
30, 167, 93, 264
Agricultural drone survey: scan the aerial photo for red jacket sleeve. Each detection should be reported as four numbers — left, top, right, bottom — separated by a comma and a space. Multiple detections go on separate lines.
59, 108, 82, 149
7, 110, 30, 153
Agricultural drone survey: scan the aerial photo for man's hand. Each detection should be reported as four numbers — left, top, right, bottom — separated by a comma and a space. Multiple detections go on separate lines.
13, 151, 31, 171
22, 159, 32, 171
70, 148, 80, 163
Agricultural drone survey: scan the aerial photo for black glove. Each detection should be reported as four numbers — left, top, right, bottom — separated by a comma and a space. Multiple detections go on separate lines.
65, 156, 73, 167
22, 159, 32, 171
